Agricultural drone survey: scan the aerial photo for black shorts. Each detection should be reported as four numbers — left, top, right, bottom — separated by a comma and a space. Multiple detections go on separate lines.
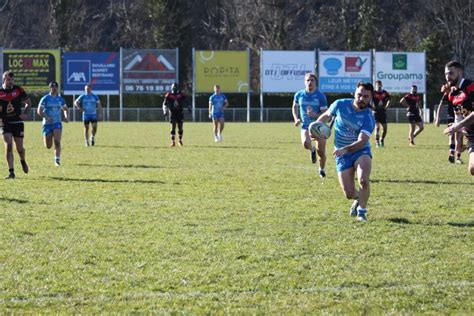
170, 114, 184, 124
408, 114, 422, 123
374, 113, 387, 124
1, 122, 25, 138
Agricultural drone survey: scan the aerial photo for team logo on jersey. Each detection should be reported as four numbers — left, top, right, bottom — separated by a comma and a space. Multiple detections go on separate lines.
392, 54, 407, 70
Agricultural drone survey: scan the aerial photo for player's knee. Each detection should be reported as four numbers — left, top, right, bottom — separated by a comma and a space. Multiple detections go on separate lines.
6, 144, 13, 152
54, 139, 61, 148
316, 148, 325, 158
343, 189, 356, 200
469, 165, 474, 176
359, 177, 370, 189
170, 130, 176, 135
303, 142, 312, 150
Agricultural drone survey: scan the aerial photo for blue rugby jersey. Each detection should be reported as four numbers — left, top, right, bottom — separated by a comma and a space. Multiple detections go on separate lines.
293, 89, 327, 127
329, 98, 375, 150
38, 94, 67, 124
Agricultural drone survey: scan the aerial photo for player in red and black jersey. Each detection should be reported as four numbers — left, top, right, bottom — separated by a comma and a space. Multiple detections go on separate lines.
436, 61, 474, 164
0, 71, 31, 179
400, 85, 424, 146
371, 80, 391, 147
162, 83, 189, 147
444, 101, 474, 175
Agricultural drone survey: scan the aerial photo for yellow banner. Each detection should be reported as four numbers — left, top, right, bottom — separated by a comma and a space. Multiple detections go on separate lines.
3, 49, 60, 93
195, 50, 249, 93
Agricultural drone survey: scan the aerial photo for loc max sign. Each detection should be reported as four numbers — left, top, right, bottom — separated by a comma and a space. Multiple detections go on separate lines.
3, 49, 60, 92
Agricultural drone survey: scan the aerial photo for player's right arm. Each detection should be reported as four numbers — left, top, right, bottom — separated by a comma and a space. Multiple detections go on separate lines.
435, 98, 445, 127
400, 95, 408, 108
162, 94, 169, 115
292, 101, 301, 126
74, 96, 83, 111
37, 97, 48, 122
316, 109, 333, 124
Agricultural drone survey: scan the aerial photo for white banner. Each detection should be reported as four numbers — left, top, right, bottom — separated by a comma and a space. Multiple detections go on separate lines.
261, 50, 315, 93
374, 52, 426, 93
318, 51, 372, 93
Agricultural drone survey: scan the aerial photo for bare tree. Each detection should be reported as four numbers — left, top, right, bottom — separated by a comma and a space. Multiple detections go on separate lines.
427, 0, 474, 68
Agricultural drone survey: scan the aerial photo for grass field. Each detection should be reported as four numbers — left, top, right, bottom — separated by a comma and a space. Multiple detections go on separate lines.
1, 122, 473, 313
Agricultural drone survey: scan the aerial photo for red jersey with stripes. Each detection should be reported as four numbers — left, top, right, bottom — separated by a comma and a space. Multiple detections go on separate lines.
0, 85, 29, 123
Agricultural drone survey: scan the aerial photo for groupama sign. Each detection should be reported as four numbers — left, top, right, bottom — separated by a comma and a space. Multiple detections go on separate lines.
375, 52, 426, 93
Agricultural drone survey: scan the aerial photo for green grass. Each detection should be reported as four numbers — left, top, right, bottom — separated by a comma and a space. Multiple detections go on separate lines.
1, 122, 473, 313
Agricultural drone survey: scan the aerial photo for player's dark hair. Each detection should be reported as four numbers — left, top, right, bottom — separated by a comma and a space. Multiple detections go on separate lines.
445, 60, 463, 70
462, 101, 473, 112
375, 80, 382, 85
305, 72, 317, 80
411, 85, 417, 89
357, 81, 374, 93
2, 71, 13, 80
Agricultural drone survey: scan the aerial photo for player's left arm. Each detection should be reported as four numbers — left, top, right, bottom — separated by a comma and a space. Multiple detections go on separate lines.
223, 97, 229, 110
96, 96, 102, 119
385, 94, 391, 109
62, 103, 69, 123
444, 112, 474, 135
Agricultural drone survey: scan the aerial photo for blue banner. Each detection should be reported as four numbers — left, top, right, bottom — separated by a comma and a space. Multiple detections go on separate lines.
63, 52, 119, 95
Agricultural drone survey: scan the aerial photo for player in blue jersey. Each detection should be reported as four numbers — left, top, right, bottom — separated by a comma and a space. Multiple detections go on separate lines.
209, 84, 229, 142
74, 84, 102, 146
317, 82, 376, 222
37, 81, 69, 166
292, 73, 328, 177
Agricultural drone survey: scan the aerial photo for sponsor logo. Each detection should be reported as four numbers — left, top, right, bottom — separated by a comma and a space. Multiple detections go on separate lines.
68, 72, 87, 82
345, 57, 367, 72
124, 53, 175, 72
323, 58, 342, 75
392, 54, 407, 70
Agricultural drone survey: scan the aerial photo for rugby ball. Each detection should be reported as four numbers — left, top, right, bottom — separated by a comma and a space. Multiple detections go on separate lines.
309, 121, 331, 139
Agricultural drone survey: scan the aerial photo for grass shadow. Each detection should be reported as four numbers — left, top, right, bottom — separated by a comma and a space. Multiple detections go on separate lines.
372, 178, 473, 186
447, 221, 474, 227
45, 176, 165, 185
77, 163, 164, 169
97, 145, 162, 149
387, 217, 474, 228
190, 145, 276, 150
0, 197, 29, 204
387, 217, 411, 224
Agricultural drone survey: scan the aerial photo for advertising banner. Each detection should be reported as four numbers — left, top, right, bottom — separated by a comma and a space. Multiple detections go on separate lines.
318, 51, 372, 93
3, 49, 60, 92
374, 52, 426, 93
195, 50, 249, 93
63, 52, 120, 95
122, 48, 178, 94
261, 50, 315, 93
